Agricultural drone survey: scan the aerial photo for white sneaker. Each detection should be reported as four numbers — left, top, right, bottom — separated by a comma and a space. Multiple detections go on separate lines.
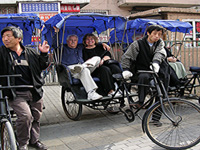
70, 65, 83, 74
88, 90, 103, 100
108, 90, 122, 97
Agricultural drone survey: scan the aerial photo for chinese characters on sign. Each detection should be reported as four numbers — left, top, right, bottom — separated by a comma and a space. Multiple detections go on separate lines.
61, 4, 80, 13
21, 3, 59, 12
39, 13, 57, 22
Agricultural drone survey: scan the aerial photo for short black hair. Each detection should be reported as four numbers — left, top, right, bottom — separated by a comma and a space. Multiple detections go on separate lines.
146, 25, 166, 35
1, 26, 23, 41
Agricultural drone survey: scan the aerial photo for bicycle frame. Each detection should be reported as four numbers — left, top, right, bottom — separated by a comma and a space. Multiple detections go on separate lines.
130, 70, 183, 132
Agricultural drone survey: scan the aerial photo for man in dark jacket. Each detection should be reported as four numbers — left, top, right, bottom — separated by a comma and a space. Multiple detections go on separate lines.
121, 25, 167, 126
0, 26, 49, 150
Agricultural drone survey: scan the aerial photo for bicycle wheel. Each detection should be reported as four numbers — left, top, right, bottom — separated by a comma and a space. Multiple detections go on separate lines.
144, 98, 200, 150
1, 120, 17, 150
61, 87, 82, 121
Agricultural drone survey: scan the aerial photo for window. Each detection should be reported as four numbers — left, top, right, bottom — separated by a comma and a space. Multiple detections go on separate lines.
183, 19, 200, 47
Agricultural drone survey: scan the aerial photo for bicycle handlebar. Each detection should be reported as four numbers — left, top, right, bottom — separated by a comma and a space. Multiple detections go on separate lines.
0, 85, 33, 90
0, 74, 33, 89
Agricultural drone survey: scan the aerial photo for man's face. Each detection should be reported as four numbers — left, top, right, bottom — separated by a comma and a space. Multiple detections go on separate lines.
67, 36, 78, 48
147, 30, 163, 43
2, 31, 21, 50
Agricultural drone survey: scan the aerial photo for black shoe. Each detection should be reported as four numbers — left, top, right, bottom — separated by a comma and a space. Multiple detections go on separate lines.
29, 140, 48, 150
149, 120, 162, 127
18, 145, 28, 150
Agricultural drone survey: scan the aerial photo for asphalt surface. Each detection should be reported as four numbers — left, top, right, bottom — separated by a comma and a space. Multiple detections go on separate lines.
27, 85, 200, 150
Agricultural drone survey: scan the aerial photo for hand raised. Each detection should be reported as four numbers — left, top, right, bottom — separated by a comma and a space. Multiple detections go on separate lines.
39, 40, 49, 53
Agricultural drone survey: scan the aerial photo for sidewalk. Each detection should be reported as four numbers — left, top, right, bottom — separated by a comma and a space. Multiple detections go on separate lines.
29, 85, 200, 150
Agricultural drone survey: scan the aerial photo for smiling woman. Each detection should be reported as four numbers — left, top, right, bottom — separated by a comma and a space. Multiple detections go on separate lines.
82, 33, 122, 97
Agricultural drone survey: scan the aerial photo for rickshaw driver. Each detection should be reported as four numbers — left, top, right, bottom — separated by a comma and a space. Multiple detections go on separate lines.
121, 25, 167, 126
53, 27, 110, 100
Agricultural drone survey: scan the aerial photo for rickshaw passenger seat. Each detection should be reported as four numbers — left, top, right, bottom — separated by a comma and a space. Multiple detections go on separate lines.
189, 66, 200, 74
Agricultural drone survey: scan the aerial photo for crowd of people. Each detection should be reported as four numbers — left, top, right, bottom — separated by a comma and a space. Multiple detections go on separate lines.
0, 24, 188, 150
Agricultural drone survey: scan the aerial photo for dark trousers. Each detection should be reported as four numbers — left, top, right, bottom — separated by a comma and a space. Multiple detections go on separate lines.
138, 73, 151, 104
9, 91, 43, 146
92, 64, 122, 94
138, 73, 162, 121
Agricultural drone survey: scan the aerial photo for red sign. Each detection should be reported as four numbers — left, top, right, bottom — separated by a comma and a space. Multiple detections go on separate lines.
61, 4, 80, 13
39, 13, 58, 22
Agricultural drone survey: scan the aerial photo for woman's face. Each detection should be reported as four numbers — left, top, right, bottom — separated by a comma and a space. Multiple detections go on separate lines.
85, 36, 95, 47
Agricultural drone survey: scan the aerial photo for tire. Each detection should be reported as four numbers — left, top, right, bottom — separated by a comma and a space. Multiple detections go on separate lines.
1, 120, 17, 150
61, 87, 82, 121
144, 98, 200, 150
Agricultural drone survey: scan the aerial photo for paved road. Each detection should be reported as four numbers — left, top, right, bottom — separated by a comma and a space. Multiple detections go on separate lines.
28, 85, 200, 150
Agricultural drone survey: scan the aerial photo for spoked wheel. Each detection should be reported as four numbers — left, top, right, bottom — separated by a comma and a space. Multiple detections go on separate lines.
1, 120, 17, 150
61, 87, 82, 121
144, 98, 200, 150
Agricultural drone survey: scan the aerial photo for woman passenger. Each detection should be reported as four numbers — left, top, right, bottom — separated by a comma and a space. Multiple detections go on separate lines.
82, 33, 122, 97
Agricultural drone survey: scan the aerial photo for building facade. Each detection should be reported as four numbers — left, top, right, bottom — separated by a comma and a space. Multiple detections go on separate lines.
0, 0, 90, 20
81, 0, 200, 16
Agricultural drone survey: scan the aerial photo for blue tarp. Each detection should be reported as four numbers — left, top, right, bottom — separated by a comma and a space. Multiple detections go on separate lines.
42, 13, 126, 46
0, 13, 43, 46
110, 18, 193, 44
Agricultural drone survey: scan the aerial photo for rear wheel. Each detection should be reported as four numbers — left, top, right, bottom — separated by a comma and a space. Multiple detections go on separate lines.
1, 120, 17, 150
61, 87, 82, 120
144, 98, 200, 150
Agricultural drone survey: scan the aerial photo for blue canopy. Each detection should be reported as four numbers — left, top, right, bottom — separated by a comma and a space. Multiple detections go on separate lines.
110, 18, 193, 44
42, 13, 126, 46
0, 13, 43, 46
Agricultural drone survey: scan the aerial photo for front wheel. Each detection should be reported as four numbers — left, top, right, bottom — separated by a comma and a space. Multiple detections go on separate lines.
1, 120, 17, 150
144, 98, 200, 150
61, 87, 82, 121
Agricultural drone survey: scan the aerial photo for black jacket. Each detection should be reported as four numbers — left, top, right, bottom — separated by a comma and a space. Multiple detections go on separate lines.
0, 44, 49, 101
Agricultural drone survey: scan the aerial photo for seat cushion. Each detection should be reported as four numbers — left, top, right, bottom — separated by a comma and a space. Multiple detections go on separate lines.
189, 66, 200, 73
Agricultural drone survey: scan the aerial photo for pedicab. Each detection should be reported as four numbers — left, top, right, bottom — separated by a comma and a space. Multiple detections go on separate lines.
42, 13, 137, 121
111, 18, 200, 103
110, 18, 200, 149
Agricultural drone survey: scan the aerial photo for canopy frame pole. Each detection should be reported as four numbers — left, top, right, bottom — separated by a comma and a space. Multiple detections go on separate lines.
59, 19, 67, 64
121, 19, 128, 49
